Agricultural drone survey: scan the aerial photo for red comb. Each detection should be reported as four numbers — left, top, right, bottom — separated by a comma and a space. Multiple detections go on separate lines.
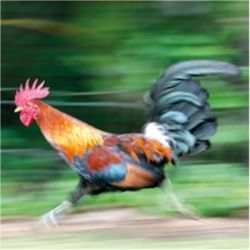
15, 79, 49, 107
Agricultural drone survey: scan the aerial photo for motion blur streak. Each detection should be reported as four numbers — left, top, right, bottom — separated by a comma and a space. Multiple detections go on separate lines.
1, 100, 144, 109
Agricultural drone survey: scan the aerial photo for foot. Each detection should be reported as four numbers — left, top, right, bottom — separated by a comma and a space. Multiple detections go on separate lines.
40, 210, 59, 229
163, 178, 201, 220
174, 202, 200, 220
38, 201, 73, 229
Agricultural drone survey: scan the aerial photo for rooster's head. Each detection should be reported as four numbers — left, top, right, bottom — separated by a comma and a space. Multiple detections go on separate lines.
14, 79, 49, 127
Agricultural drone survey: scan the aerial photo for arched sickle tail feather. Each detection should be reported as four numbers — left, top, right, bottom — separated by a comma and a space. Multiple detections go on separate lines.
144, 60, 240, 157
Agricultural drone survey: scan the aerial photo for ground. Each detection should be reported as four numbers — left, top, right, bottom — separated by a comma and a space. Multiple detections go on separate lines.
1, 208, 249, 250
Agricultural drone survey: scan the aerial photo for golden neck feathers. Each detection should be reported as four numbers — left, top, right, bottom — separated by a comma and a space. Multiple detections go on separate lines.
34, 101, 106, 162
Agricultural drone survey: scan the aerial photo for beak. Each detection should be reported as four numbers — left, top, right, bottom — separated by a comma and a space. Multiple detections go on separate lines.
14, 107, 23, 113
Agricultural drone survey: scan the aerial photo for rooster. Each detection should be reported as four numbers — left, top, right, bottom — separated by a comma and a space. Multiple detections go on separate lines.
14, 60, 239, 227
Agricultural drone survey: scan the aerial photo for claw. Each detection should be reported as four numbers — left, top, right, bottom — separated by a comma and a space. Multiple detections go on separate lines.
39, 212, 58, 229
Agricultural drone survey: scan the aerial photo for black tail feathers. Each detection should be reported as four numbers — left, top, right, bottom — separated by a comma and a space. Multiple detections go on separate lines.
145, 60, 240, 157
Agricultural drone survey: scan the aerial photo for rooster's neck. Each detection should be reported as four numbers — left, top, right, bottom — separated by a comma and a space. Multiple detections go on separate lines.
34, 100, 105, 162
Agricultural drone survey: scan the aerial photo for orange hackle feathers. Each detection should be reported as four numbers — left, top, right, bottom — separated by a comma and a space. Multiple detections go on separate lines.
33, 100, 107, 162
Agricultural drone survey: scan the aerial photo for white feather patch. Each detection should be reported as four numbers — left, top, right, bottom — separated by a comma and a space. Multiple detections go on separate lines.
143, 122, 171, 148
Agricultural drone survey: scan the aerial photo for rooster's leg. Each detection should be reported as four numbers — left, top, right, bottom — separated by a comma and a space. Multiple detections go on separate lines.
163, 177, 200, 220
41, 178, 88, 228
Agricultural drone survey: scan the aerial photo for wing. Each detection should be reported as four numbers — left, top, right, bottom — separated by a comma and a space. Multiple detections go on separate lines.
72, 145, 127, 185
101, 134, 173, 189
71, 134, 172, 190
109, 134, 173, 189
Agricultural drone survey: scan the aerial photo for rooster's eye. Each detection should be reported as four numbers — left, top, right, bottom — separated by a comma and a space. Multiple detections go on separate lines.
26, 102, 38, 109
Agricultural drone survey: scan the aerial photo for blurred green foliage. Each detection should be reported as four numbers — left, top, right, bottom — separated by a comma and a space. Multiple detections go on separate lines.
1, 1, 248, 217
